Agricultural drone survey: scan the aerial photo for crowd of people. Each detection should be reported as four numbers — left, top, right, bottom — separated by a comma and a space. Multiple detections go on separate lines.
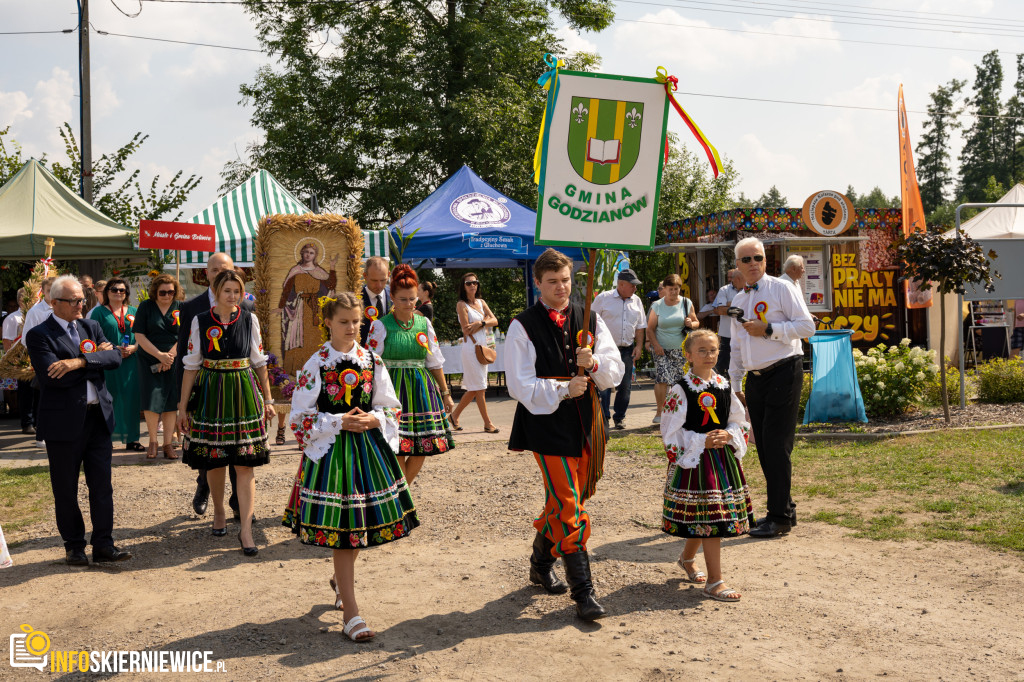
4, 237, 819, 639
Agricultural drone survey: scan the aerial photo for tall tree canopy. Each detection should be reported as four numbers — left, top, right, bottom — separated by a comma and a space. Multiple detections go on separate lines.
959, 50, 1005, 202
238, 0, 613, 227
916, 79, 964, 215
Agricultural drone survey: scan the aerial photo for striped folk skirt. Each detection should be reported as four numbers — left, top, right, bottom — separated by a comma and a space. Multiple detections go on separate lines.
283, 429, 419, 549
662, 446, 754, 539
182, 360, 270, 470
386, 363, 455, 457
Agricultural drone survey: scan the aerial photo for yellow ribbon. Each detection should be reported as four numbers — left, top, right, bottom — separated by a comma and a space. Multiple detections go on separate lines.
533, 54, 565, 185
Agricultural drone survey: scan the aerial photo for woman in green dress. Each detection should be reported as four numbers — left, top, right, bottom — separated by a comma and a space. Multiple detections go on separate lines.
89, 278, 143, 451
134, 274, 183, 460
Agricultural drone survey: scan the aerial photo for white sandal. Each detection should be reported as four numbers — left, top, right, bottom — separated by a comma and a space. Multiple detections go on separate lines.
677, 554, 706, 583
343, 615, 375, 642
703, 579, 741, 602
328, 577, 343, 610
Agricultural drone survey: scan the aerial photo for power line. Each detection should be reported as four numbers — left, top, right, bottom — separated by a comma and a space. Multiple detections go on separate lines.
0, 29, 76, 35
785, 0, 1024, 26
736, 0, 1024, 30
94, 28, 263, 51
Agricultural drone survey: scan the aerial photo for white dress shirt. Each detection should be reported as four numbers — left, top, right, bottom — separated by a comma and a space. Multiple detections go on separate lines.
711, 284, 739, 338
20, 300, 52, 348
52, 316, 99, 404
288, 343, 402, 460
505, 311, 624, 415
182, 314, 269, 370
364, 286, 387, 313
366, 317, 445, 370
1, 310, 23, 342
728, 274, 814, 387
778, 272, 802, 293
591, 289, 647, 347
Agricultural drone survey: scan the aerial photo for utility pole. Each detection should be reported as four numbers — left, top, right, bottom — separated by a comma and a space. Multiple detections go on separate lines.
79, 0, 93, 204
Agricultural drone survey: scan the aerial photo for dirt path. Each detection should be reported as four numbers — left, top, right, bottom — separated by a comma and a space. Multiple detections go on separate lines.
2, 436, 1023, 681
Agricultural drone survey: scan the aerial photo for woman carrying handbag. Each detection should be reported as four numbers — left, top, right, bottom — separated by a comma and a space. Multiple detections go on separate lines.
451, 273, 500, 433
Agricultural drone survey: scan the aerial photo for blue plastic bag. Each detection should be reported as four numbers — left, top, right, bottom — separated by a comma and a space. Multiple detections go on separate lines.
804, 330, 868, 424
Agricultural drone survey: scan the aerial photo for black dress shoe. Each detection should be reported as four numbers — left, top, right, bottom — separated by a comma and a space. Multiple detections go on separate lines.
749, 520, 792, 538
22, 425, 35, 435
238, 533, 258, 557
757, 516, 796, 528
93, 545, 133, 562
211, 526, 227, 537
65, 549, 89, 566
192, 481, 210, 516
613, 421, 625, 430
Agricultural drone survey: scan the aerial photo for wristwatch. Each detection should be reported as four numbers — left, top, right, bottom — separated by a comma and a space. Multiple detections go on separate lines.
441, 389, 451, 397
763, 323, 774, 339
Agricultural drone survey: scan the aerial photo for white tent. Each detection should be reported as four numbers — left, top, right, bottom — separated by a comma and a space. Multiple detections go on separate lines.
943, 183, 1024, 239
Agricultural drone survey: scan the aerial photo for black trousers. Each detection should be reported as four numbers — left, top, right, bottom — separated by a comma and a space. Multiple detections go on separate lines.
18, 380, 34, 428
45, 406, 115, 552
197, 466, 238, 511
745, 356, 802, 525
715, 340, 732, 376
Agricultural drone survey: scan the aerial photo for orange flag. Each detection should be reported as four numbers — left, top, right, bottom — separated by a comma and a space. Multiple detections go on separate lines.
898, 85, 933, 309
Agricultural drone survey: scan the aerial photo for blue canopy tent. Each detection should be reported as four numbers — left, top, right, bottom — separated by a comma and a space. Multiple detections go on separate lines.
388, 165, 583, 276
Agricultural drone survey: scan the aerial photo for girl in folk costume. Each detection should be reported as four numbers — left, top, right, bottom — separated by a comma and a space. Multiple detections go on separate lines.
660, 329, 754, 602
177, 270, 275, 555
285, 293, 417, 643
367, 265, 454, 484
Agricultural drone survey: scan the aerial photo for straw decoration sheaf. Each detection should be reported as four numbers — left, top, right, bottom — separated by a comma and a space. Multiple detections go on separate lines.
0, 259, 62, 381
253, 213, 364, 360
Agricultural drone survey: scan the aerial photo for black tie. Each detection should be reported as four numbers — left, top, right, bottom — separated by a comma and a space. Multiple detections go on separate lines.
68, 320, 81, 348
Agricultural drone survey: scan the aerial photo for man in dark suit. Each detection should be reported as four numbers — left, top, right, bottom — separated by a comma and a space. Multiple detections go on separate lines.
360, 256, 392, 346
174, 252, 255, 517
26, 275, 132, 566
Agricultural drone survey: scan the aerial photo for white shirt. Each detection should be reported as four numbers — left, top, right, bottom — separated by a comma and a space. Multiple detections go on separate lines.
52, 316, 99, 404
591, 289, 647, 347
20, 300, 53, 348
728, 274, 814, 387
364, 285, 387, 312
505, 311, 624, 415
182, 314, 269, 370
288, 343, 402, 461
366, 317, 444, 370
779, 272, 802, 293
711, 284, 739, 338
2, 310, 23, 342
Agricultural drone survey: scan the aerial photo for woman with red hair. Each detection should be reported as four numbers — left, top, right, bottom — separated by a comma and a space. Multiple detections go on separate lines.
367, 265, 454, 483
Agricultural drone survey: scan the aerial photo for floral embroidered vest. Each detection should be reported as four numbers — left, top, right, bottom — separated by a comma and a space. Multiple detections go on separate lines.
317, 358, 375, 414
380, 313, 428, 362
678, 375, 731, 434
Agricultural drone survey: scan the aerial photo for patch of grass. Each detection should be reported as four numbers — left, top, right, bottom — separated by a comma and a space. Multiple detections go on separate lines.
0, 465, 53, 535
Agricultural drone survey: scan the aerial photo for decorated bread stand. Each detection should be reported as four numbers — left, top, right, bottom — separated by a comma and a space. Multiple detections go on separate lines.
0, 238, 60, 383
803, 330, 867, 424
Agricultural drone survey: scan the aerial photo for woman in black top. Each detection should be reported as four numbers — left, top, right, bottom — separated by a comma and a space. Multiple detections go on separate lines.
416, 280, 435, 321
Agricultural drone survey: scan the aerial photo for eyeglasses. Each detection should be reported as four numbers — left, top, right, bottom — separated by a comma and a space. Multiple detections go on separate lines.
691, 348, 720, 357
158, 290, 176, 297
739, 255, 765, 264
54, 298, 85, 306
108, 288, 127, 294
465, 281, 480, 286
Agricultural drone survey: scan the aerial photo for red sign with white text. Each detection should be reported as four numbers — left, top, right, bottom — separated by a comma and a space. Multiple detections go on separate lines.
138, 220, 216, 252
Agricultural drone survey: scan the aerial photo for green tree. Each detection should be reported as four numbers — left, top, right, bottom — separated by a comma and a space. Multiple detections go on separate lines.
237, 0, 611, 227
0, 126, 29, 188
754, 185, 788, 208
854, 186, 900, 209
917, 79, 965, 214
844, 184, 859, 206
1003, 55, 1024, 185
959, 51, 1005, 201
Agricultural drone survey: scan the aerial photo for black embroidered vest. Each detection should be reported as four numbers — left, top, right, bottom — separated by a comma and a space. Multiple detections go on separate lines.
317, 358, 375, 415
679, 378, 731, 435
508, 302, 597, 458
196, 309, 252, 360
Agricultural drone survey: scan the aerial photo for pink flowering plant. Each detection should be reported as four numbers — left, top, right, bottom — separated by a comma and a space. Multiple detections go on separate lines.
853, 338, 938, 418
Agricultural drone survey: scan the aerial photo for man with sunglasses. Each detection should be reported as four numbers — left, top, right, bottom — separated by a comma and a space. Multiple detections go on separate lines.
728, 238, 814, 539
175, 253, 254, 517
26, 275, 132, 566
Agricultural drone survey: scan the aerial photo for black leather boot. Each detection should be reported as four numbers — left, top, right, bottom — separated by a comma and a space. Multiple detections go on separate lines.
562, 551, 607, 620
529, 533, 568, 594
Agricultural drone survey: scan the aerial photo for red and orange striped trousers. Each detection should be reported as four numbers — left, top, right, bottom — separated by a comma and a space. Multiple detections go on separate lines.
533, 444, 593, 557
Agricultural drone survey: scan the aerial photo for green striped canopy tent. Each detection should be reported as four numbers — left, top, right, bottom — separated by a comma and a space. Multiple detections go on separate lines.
168, 169, 388, 267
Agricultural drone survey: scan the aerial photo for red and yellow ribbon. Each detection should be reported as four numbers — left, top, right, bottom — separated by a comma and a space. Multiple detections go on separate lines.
340, 369, 360, 405
576, 329, 594, 348
206, 326, 223, 352
172, 310, 180, 326
533, 53, 565, 185
754, 301, 768, 323
365, 305, 379, 322
416, 331, 432, 354
80, 339, 97, 353
698, 391, 720, 427
654, 67, 722, 178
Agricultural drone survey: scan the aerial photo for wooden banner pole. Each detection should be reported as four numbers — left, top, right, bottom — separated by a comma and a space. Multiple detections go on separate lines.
579, 247, 596, 377
175, 249, 180, 285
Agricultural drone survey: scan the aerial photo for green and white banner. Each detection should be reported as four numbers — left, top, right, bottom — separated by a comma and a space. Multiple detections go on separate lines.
535, 71, 669, 251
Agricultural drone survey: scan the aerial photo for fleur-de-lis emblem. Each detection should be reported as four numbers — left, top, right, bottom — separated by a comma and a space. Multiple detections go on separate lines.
626, 107, 642, 128
572, 102, 588, 124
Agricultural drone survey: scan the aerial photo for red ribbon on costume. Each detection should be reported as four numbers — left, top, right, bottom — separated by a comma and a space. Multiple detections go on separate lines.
206, 326, 223, 352
548, 308, 567, 328
655, 67, 722, 178
698, 391, 720, 427
80, 339, 97, 353
365, 306, 379, 321
340, 368, 359, 405
415, 331, 432, 354
754, 301, 768, 323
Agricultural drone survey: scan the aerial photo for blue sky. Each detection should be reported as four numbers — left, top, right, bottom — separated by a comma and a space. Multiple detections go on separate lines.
2, 0, 1022, 219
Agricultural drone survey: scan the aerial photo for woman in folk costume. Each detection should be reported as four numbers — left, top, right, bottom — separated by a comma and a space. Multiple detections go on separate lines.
177, 270, 275, 556
285, 292, 417, 643
506, 248, 624, 621
660, 329, 754, 603
366, 265, 454, 484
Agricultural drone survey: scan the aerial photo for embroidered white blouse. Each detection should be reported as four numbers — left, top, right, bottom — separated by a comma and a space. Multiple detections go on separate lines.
659, 371, 749, 470
288, 343, 402, 462
366, 317, 445, 370
182, 313, 268, 370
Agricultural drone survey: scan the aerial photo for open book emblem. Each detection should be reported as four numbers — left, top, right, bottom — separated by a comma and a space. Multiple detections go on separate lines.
567, 96, 644, 185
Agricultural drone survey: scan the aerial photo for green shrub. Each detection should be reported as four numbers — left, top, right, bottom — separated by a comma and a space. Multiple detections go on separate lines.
976, 357, 1024, 403
798, 370, 812, 418
854, 339, 938, 418
921, 358, 960, 407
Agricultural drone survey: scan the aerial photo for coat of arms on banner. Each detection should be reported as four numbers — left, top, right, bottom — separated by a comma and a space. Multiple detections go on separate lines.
568, 97, 644, 185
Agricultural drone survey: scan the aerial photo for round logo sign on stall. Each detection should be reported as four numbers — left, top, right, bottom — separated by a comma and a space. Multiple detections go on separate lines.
802, 190, 855, 237
450, 193, 511, 227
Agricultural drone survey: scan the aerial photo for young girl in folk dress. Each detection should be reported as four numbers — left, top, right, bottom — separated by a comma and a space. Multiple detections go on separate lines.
285, 292, 418, 642
660, 329, 754, 602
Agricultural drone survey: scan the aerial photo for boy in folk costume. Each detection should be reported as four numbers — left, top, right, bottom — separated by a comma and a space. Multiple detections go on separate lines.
506, 248, 624, 620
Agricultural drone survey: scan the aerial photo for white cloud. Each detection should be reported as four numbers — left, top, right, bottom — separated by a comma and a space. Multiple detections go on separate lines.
555, 25, 598, 56
0, 90, 32, 128
1, 68, 75, 157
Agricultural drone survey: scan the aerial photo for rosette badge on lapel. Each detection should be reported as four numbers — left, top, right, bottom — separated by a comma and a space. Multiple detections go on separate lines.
753, 302, 768, 323
415, 331, 431, 354
576, 329, 594, 348
365, 306, 379, 322
340, 369, 360, 405
698, 391, 720, 427
172, 310, 180, 326
206, 326, 223, 352
80, 339, 97, 353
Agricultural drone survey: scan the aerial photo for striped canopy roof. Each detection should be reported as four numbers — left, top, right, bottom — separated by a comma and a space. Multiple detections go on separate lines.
172, 169, 387, 267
